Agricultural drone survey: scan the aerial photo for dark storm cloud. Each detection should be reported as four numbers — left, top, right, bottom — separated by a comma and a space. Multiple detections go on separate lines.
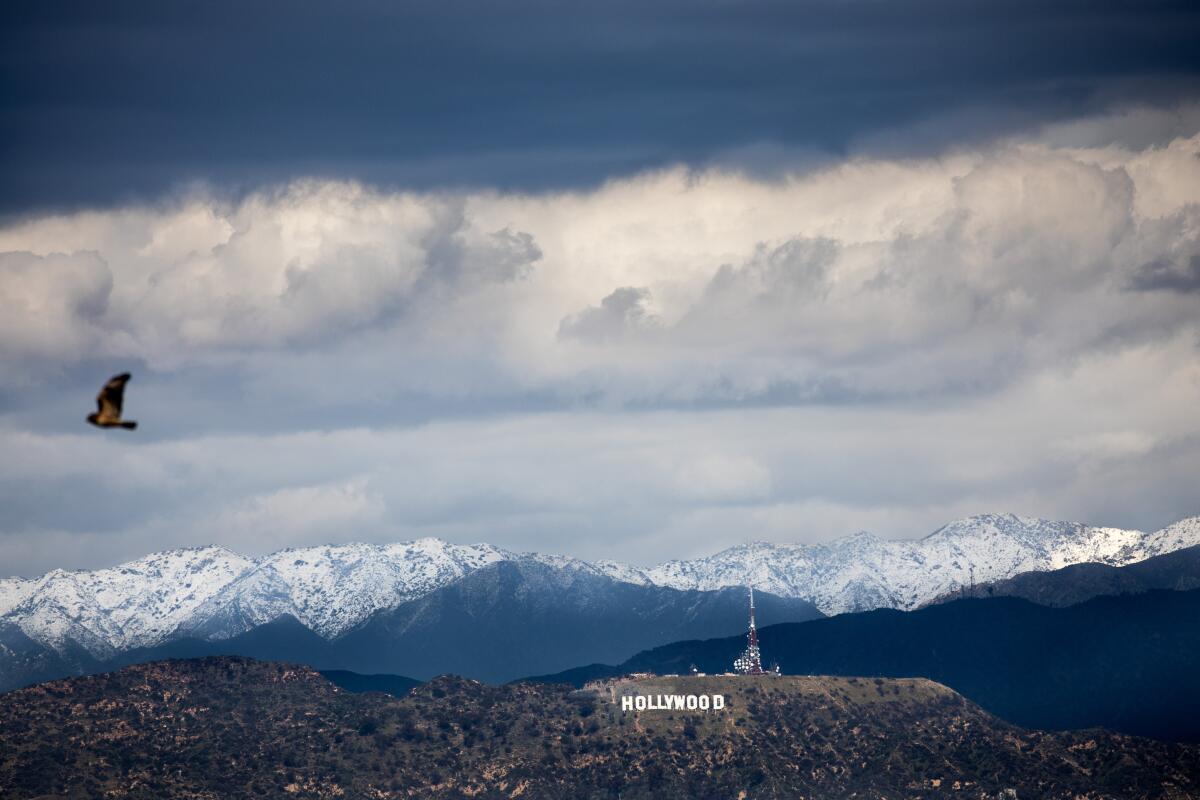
1129, 255, 1200, 293
3, 0, 1200, 212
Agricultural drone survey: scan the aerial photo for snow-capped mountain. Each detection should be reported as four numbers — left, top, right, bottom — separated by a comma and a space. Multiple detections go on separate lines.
2, 513, 1199, 664
1143, 516, 1200, 557
0, 547, 254, 658
0, 540, 507, 657
181, 540, 510, 641
638, 514, 1200, 615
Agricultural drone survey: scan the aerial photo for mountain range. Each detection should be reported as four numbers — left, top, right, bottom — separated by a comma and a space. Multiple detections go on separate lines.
3, 512, 1199, 691
0, 559, 823, 689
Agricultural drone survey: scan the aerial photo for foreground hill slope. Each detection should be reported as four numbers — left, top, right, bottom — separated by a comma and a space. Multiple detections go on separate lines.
2, 657, 1198, 800
535, 588, 1200, 742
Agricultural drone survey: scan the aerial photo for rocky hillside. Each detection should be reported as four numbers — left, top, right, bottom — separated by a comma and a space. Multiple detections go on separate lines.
2, 657, 1199, 799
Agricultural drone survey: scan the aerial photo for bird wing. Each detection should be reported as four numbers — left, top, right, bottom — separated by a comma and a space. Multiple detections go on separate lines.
97, 372, 131, 418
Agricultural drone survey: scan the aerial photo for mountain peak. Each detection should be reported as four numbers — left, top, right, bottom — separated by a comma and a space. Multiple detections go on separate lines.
840, 530, 879, 543
643, 514, 1187, 615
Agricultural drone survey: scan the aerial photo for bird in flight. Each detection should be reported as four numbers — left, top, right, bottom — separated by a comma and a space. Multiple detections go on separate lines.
87, 373, 138, 430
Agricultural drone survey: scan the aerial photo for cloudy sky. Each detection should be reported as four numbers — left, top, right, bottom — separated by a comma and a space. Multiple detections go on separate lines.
2, 0, 1199, 576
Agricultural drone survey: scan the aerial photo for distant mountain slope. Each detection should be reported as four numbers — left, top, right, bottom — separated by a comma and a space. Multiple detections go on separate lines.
3, 657, 1198, 799
930, 542, 1200, 607
534, 588, 1200, 742
0, 621, 102, 696
331, 559, 822, 682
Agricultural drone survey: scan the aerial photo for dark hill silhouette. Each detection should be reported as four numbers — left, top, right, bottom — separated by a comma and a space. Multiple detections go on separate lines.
532, 588, 1200, 742
319, 669, 421, 697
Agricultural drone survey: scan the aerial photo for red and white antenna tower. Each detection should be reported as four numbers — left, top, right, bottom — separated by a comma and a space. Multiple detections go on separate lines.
733, 586, 765, 675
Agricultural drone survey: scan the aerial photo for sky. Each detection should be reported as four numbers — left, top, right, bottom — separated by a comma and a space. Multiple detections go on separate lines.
1, 1, 1199, 576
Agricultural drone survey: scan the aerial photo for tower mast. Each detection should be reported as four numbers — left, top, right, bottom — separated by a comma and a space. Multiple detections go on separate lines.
748, 585, 758, 650
733, 585, 765, 675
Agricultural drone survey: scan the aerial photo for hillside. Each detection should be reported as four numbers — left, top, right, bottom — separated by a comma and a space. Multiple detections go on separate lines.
2, 657, 1199, 799
534, 588, 1200, 742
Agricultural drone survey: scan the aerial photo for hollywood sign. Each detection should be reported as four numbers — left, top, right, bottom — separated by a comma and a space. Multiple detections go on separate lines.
620, 694, 726, 712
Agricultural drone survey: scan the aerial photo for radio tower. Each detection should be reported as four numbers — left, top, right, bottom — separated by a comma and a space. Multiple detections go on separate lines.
733, 586, 765, 675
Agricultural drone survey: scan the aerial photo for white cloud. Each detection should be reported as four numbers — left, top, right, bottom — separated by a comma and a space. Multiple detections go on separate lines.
9, 123, 1194, 405
0, 183, 541, 368
0, 251, 114, 370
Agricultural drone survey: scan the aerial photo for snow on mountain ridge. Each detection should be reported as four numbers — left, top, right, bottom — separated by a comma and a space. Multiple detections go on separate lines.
4, 514, 1199, 659
645, 513, 1200, 615
2, 546, 255, 656
0, 539, 515, 656
250, 540, 511, 637
0, 577, 35, 617
1144, 516, 1200, 557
